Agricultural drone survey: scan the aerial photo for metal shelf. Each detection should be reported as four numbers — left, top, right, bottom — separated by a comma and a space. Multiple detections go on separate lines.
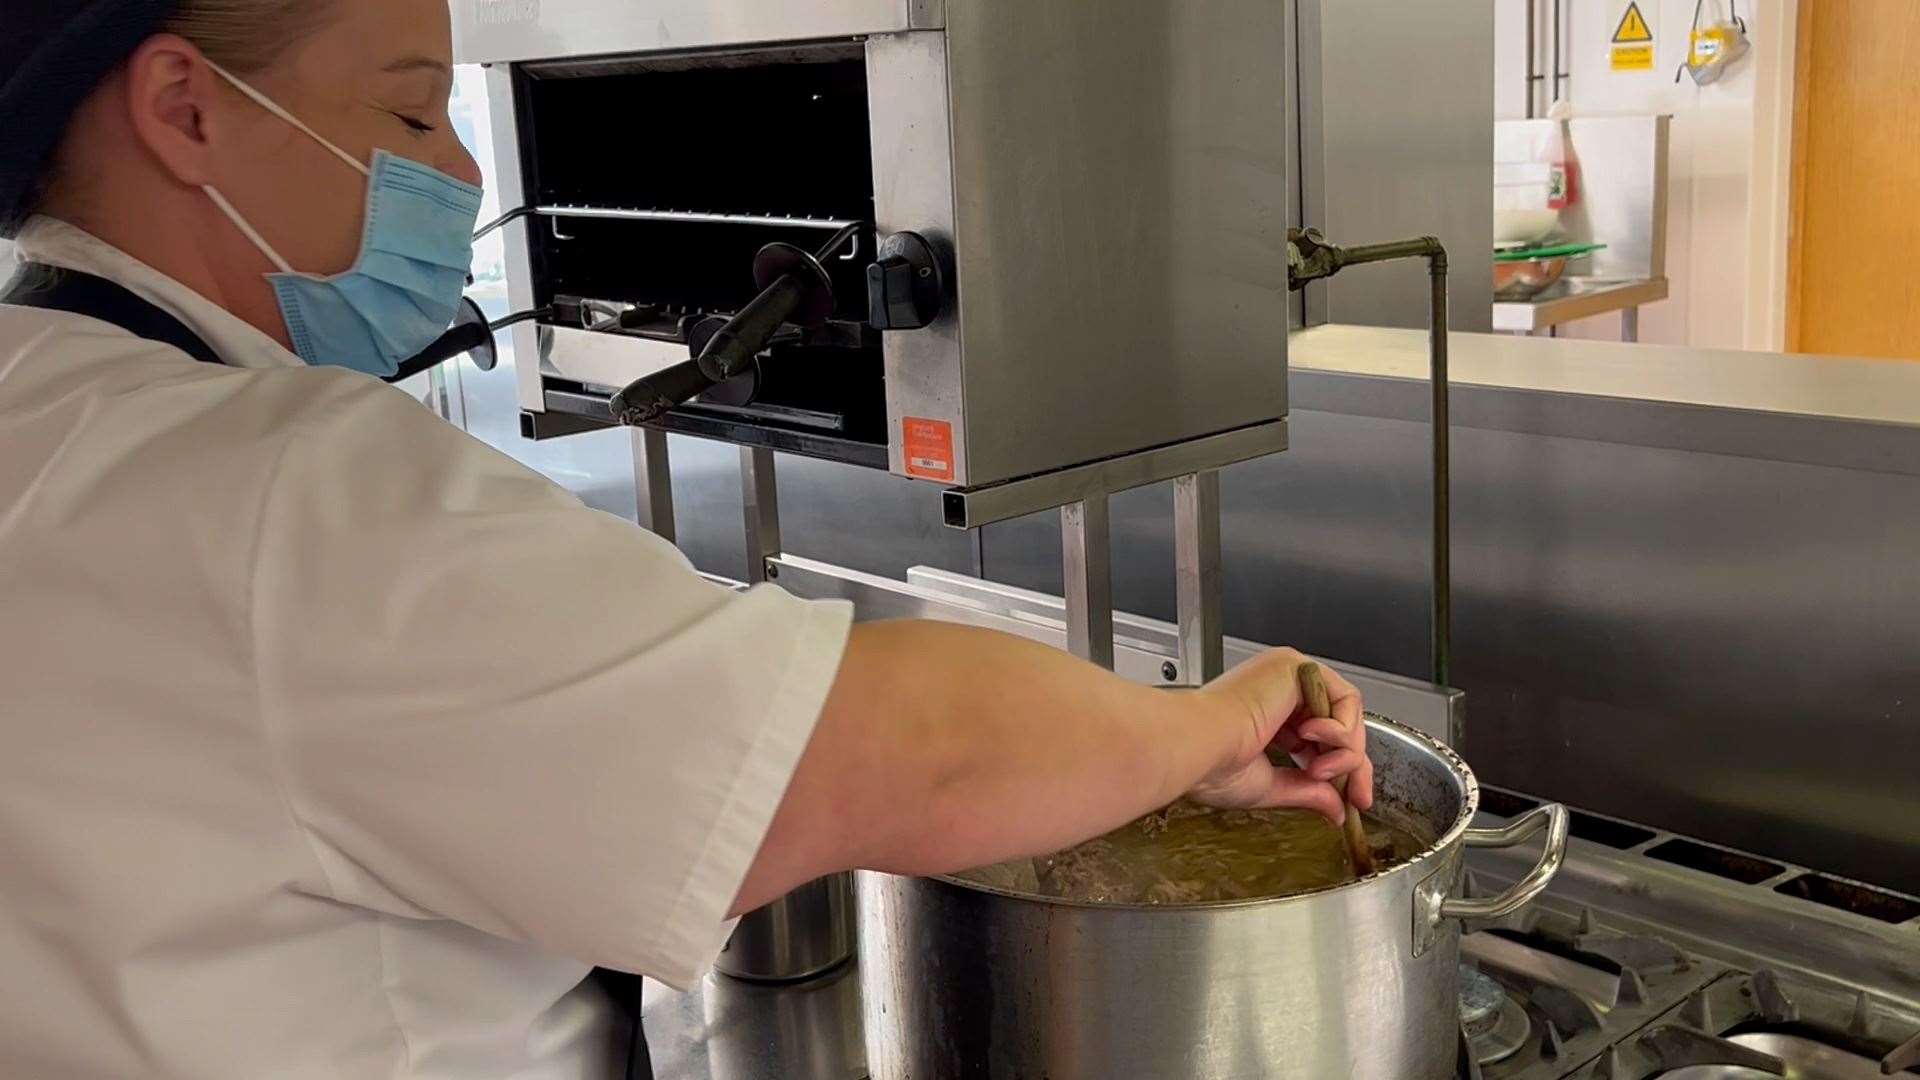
1493, 276, 1670, 335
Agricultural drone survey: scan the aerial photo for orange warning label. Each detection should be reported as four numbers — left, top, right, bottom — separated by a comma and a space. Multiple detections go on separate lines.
902, 417, 956, 482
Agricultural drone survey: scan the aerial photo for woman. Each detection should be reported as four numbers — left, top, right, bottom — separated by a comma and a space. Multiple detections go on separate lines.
0, 1, 1371, 1076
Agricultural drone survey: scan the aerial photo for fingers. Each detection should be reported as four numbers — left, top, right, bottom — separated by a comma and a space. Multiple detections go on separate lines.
1296, 716, 1362, 753
1296, 712, 1372, 810
1321, 665, 1366, 756
1306, 748, 1363, 782
1351, 753, 1375, 811
1255, 767, 1347, 826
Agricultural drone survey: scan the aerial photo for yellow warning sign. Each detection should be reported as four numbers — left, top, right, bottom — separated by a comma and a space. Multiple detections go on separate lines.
1609, 1, 1656, 72
1613, 2, 1654, 44
1611, 44, 1655, 71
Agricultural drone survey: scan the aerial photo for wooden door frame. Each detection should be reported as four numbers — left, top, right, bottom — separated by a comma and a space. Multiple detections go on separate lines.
1735, 0, 1803, 353
1785, 0, 1816, 352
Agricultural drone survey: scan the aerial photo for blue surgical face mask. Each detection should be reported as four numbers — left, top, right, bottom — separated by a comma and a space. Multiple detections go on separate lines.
201, 62, 483, 378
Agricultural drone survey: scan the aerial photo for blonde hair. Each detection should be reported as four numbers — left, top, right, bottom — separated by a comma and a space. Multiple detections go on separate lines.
22, 0, 336, 228
165, 0, 339, 74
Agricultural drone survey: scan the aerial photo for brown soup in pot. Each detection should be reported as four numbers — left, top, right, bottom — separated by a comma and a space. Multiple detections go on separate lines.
955, 800, 1433, 905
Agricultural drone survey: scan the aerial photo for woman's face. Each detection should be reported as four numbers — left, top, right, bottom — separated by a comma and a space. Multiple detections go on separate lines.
208, 0, 482, 277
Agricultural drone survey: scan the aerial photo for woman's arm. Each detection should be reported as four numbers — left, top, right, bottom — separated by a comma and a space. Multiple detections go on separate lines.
732, 621, 1369, 915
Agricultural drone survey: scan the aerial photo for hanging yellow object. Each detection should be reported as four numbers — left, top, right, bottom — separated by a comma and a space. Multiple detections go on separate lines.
1677, 2, 1752, 85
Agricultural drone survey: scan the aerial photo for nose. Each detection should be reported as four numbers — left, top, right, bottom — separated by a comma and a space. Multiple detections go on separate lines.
443, 140, 485, 189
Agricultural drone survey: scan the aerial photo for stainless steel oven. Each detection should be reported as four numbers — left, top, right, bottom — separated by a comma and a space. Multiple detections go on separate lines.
459, 0, 1292, 490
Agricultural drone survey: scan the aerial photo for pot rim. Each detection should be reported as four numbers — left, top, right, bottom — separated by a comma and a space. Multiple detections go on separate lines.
925, 714, 1482, 912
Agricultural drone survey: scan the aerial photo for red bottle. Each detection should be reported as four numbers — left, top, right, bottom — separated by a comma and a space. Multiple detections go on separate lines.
1544, 101, 1580, 211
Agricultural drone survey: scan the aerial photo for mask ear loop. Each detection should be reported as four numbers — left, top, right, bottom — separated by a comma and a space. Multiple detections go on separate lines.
199, 58, 377, 277
203, 59, 372, 179
202, 185, 297, 274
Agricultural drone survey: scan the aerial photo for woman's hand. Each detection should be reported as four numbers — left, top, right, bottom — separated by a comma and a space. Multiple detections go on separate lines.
1185, 649, 1373, 825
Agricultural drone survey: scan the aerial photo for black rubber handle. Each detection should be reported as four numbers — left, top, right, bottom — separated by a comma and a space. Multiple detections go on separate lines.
608, 359, 719, 426
694, 273, 810, 383
385, 321, 492, 384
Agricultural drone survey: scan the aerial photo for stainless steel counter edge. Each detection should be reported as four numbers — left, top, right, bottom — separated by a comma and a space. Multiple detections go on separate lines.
764, 554, 1465, 747
1291, 324, 1920, 477
703, 558, 1464, 748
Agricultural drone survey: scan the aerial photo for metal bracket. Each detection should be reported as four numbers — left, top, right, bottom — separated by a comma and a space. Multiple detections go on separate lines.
1413, 847, 1465, 958
1061, 496, 1114, 669
1173, 471, 1224, 683
632, 428, 676, 542
742, 447, 782, 584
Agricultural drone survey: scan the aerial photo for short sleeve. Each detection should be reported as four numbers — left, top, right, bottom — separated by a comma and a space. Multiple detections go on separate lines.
248, 376, 851, 988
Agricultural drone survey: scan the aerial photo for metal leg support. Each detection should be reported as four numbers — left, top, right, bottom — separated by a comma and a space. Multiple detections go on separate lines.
631, 428, 676, 543
1173, 471, 1224, 684
1061, 495, 1115, 669
1622, 305, 1641, 343
741, 447, 782, 585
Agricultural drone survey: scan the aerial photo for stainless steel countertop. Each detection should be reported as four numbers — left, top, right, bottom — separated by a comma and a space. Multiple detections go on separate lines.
1490, 276, 1669, 333
1291, 323, 1920, 428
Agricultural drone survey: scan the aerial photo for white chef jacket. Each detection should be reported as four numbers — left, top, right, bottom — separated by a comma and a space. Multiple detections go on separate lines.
0, 217, 853, 1079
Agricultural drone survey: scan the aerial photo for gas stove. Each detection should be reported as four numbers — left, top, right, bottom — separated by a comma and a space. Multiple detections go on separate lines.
1455, 790, 1920, 1080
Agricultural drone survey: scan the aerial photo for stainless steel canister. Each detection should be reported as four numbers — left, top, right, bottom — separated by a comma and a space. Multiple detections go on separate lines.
716, 871, 856, 983
859, 717, 1568, 1079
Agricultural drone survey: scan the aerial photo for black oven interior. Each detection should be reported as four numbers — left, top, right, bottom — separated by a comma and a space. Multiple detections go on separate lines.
516, 46, 888, 455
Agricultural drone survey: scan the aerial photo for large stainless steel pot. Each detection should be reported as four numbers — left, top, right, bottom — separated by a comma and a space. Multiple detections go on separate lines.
717, 872, 855, 982
859, 716, 1568, 1080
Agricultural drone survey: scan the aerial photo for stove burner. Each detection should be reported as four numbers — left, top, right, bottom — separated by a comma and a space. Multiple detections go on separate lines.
1460, 966, 1533, 1067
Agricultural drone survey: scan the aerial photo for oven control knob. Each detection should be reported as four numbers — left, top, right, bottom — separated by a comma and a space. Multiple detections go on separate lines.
867, 232, 948, 331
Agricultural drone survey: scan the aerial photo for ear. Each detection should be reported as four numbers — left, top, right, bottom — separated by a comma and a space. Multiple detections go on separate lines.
120, 34, 224, 189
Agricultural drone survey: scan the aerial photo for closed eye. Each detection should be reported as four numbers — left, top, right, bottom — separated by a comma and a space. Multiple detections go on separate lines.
390, 111, 437, 134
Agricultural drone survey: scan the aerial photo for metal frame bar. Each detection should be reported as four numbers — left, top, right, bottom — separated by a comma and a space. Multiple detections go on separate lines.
1060, 496, 1115, 669
1173, 472, 1224, 683
742, 447, 782, 584
631, 428, 676, 542
940, 420, 1288, 530
538, 206, 861, 232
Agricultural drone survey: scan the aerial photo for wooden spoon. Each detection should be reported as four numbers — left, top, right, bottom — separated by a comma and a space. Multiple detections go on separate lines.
1297, 662, 1376, 876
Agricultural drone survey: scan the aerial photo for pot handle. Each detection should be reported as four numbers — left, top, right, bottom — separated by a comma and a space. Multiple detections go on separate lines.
1441, 803, 1570, 921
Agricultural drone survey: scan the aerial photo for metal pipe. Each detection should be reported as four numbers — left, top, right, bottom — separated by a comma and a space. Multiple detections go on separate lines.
1552, 0, 1569, 102
1287, 231, 1452, 687
1525, 0, 1540, 118
1427, 252, 1451, 689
